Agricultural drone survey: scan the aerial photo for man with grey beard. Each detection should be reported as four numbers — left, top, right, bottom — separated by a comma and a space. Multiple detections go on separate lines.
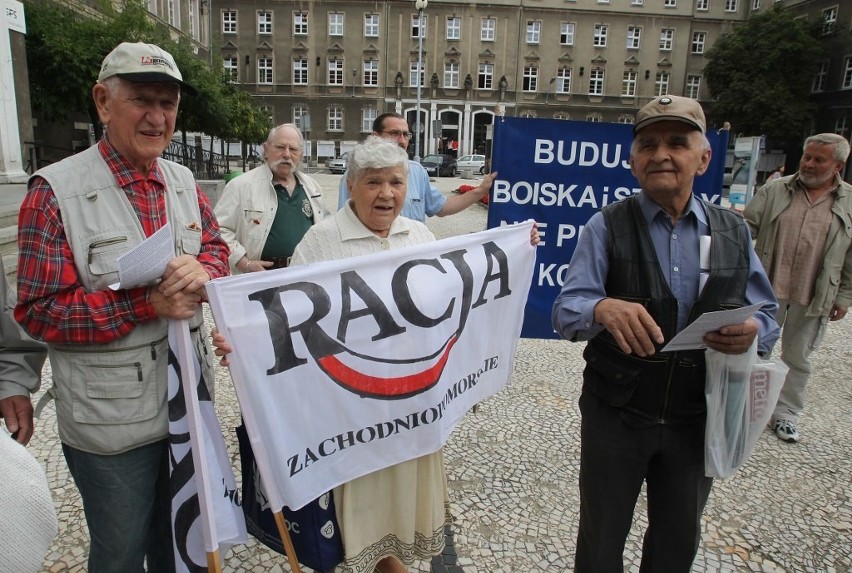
744, 133, 852, 443
215, 123, 330, 274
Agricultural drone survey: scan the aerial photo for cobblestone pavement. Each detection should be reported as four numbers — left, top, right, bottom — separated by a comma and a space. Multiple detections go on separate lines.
26, 173, 852, 572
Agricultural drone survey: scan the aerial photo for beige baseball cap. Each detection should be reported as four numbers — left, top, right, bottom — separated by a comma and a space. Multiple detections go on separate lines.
98, 42, 197, 95
634, 95, 706, 134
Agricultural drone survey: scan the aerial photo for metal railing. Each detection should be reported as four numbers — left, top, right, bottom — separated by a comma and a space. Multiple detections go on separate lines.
162, 140, 230, 180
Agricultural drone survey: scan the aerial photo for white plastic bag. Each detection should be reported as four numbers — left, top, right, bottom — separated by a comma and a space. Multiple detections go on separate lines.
704, 342, 788, 478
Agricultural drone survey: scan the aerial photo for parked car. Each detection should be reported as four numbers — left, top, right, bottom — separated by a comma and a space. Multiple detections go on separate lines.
327, 152, 349, 174
455, 154, 486, 175
420, 154, 457, 177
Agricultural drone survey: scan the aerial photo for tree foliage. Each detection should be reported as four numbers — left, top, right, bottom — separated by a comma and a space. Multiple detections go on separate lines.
24, 0, 270, 143
704, 5, 826, 147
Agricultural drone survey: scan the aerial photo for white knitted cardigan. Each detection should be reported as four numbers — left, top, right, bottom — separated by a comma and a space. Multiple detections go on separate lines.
0, 432, 57, 572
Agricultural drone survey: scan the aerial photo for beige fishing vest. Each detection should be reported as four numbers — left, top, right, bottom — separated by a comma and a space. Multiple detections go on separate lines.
35, 145, 214, 455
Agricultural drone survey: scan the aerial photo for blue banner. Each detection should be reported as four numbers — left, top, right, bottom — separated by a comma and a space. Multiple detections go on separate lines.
486, 117, 729, 339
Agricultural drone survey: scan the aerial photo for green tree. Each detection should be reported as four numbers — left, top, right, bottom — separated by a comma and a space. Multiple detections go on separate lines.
704, 5, 825, 147
24, 0, 269, 144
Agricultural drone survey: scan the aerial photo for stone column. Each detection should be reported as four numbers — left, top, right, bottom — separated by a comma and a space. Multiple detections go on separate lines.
0, 0, 27, 183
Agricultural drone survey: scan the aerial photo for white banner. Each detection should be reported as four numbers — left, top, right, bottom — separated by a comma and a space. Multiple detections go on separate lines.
168, 320, 247, 571
207, 222, 536, 511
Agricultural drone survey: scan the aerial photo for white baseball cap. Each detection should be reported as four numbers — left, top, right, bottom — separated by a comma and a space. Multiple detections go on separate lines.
98, 42, 197, 95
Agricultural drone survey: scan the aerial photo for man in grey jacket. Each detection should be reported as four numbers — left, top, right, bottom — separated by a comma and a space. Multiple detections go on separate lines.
0, 259, 46, 445
743, 133, 852, 443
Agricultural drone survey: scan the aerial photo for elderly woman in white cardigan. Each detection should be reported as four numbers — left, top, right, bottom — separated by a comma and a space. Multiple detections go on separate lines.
216, 136, 538, 573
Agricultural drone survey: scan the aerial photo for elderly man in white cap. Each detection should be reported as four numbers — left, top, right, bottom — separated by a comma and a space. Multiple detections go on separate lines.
15, 42, 229, 572
552, 95, 779, 572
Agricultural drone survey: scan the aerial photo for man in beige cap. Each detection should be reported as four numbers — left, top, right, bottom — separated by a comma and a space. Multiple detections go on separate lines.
15, 42, 229, 572
552, 95, 779, 572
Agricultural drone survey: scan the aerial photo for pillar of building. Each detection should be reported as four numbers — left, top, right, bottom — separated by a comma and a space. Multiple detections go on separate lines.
0, 1, 27, 183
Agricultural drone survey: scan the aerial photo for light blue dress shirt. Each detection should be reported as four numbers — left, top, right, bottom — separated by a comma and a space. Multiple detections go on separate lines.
552, 193, 780, 354
337, 159, 446, 222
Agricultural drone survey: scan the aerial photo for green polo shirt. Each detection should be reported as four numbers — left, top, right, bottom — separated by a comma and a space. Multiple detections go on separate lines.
261, 181, 314, 260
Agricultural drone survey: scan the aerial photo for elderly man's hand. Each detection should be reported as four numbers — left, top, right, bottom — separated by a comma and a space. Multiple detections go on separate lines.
159, 254, 211, 296
829, 303, 847, 321
474, 172, 497, 197
211, 328, 233, 367
703, 318, 758, 354
0, 395, 35, 445
594, 298, 664, 357
149, 287, 202, 319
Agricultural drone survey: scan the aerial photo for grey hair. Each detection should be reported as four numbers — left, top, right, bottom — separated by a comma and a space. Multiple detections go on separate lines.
99, 76, 122, 96
266, 123, 304, 146
346, 135, 409, 182
804, 133, 850, 163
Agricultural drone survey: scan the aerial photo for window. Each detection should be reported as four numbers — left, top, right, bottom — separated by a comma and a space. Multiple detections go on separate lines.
257, 11, 272, 35
523, 66, 538, 92
622, 70, 637, 97
257, 56, 273, 84
589, 69, 605, 95
835, 115, 848, 136
586, 113, 603, 122
752, 0, 761, 9
447, 16, 461, 40
481, 18, 495, 41
632, 0, 644, 4
445, 62, 460, 88
409, 61, 425, 87
329, 13, 343, 36
725, 0, 738, 12
364, 60, 379, 86
364, 14, 379, 37
327, 106, 343, 131
594, 24, 608, 47
189, 0, 199, 40
692, 32, 706, 54
526, 21, 541, 44
664, 0, 676, 6
224, 56, 238, 82
292, 104, 308, 128
294, 12, 308, 35
655, 71, 670, 96
696, 0, 709, 10
167, 0, 178, 27
617, 115, 634, 124
362, 108, 377, 133
843, 57, 852, 89
561, 22, 575, 46
478, 63, 494, 89
822, 7, 837, 35
412, 13, 427, 38
328, 59, 343, 85
660, 29, 674, 51
686, 75, 701, 99
627, 27, 641, 49
812, 62, 828, 92
557, 67, 571, 94
260, 106, 274, 126
222, 10, 237, 33
293, 58, 308, 85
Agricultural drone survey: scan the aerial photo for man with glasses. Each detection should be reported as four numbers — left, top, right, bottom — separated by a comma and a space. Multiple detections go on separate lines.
215, 123, 330, 274
337, 113, 495, 221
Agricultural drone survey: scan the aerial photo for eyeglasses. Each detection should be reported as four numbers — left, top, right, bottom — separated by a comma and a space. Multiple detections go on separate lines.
379, 130, 413, 140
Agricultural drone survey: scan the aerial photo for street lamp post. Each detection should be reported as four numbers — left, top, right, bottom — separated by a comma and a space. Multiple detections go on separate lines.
414, 0, 427, 162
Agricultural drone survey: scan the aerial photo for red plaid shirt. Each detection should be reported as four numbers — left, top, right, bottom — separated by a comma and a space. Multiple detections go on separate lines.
15, 138, 230, 344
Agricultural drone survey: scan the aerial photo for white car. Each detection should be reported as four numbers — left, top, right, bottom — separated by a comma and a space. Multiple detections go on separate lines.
327, 152, 349, 174
455, 154, 486, 175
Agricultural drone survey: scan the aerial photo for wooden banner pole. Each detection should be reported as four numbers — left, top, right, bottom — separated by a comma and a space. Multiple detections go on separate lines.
206, 549, 223, 573
273, 510, 304, 573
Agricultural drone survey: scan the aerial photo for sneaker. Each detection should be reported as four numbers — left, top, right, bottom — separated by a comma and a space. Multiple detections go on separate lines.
773, 419, 800, 443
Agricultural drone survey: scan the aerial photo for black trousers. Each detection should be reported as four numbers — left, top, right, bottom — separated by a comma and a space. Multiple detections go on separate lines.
574, 391, 713, 573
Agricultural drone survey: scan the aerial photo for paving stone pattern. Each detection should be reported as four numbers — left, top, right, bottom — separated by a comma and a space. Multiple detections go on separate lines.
26, 174, 852, 572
